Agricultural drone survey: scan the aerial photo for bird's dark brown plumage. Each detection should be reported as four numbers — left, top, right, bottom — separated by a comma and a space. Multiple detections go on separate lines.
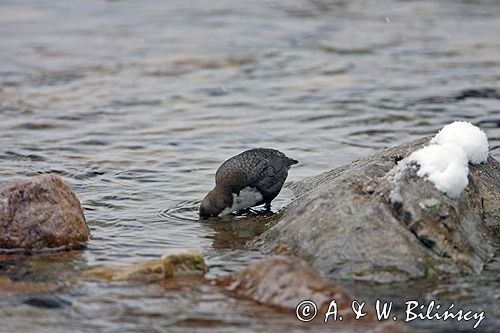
199, 148, 298, 218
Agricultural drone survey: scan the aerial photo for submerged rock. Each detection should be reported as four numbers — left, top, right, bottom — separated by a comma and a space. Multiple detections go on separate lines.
214, 256, 416, 332
0, 175, 90, 251
0, 276, 60, 296
214, 255, 356, 317
81, 249, 205, 282
258, 137, 500, 282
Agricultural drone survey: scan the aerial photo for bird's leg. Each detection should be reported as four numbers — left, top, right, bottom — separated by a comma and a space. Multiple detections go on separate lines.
265, 202, 271, 211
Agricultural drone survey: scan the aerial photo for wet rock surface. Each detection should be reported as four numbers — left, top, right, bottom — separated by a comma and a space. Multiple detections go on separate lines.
0, 276, 61, 297
0, 174, 90, 251
0, 253, 63, 296
80, 249, 206, 282
258, 137, 500, 282
214, 256, 416, 332
0, 252, 415, 332
214, 255, 355, 315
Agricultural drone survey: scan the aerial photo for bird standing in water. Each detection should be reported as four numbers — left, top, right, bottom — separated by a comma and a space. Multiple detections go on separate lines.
199, 148, 298, 218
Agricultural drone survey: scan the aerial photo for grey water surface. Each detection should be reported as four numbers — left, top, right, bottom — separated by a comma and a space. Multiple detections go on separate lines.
0, 0, 499, 332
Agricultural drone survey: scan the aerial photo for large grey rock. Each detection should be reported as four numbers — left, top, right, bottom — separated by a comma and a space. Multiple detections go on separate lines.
258, 138, 500, 282
0, 174, 90, 251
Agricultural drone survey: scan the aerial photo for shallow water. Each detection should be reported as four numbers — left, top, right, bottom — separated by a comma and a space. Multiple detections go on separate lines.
0, 0, 499, 332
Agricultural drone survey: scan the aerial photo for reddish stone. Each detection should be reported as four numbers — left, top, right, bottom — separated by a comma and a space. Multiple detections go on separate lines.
0, 174, 89, 251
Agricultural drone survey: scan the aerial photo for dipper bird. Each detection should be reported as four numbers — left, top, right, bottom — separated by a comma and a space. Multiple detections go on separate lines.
199, 148, 298, 218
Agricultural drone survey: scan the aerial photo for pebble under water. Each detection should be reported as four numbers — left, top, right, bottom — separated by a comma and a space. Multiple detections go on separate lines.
0, 1, 499, 332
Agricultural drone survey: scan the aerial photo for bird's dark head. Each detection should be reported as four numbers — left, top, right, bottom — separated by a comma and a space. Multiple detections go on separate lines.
287, 157, 299, 166
199, 188, 232, 219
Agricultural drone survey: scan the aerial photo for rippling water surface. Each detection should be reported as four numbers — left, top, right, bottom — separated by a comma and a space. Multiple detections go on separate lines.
1, 0, 499, 332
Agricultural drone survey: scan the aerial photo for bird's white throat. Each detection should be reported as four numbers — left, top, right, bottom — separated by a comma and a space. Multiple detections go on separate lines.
219, 187, 263, 216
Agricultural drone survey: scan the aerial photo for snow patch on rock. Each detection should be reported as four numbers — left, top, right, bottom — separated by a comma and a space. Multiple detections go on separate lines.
389, 121, 489, 199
